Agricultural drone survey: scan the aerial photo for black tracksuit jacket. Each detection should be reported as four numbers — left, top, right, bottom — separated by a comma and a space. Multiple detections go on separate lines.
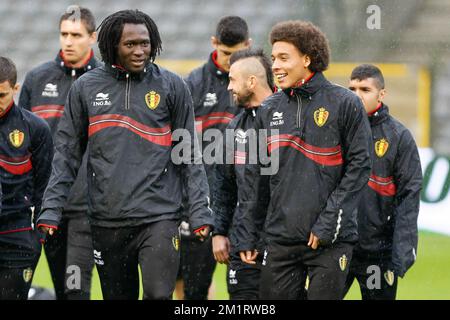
185, 51, 242, 186
36, 63, 213, 231
0, 102, 53, 233
356, 104, 422, 277
19, 50, 101, 217
237, 72, 372, 250
212, 107, 269, 257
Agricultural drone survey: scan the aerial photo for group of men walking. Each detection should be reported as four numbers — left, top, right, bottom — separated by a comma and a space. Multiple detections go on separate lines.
0, 6, 422, 300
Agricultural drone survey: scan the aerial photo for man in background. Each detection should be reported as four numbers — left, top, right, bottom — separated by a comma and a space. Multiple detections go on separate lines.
344, 64, 422, 300
177, 16, 251, 300
19, 6, 101, 300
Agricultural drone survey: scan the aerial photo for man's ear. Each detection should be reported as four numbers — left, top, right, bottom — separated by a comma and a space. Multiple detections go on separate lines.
304, 55, 311, 69
211, 36, 219, 49
13, 83, 20, 95
89, 31, 97, 45
378, 88, 386, 102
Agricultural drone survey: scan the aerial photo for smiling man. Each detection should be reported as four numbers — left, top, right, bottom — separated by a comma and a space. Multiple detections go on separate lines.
238, 21, 372, 300
19, 6, 101, 300
36, 10, 213, 300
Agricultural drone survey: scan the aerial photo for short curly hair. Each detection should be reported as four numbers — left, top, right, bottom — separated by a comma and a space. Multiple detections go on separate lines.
270, 20, 330, 73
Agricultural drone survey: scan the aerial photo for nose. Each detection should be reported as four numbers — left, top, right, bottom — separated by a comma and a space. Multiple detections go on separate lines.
64, 35, 73, 47
354, 89, 363, 100
272, 58, 280, 72
133, 44, 145, 56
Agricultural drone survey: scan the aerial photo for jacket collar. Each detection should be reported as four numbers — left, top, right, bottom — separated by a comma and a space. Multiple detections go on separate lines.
282, 72, 327, 99
207, 51, 229, 80
105, 63, 150, 81
0, 101, 15, 121
55, 49, 98, 78
368, 103, 389, 126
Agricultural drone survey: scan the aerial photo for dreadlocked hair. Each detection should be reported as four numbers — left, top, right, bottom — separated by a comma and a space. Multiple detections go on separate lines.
97, 10, 162, 65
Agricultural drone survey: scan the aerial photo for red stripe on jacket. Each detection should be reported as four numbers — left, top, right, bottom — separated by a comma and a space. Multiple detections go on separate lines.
195, 112, 235, 132
0, 154, 33, 175
368, 174, 397, 196
88, 114, 172, 147
32, 105, 65, 119
268, 134, 343, 166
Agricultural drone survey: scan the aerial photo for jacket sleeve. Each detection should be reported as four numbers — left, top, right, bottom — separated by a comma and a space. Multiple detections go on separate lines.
391, 130, 422, 277
169, 76, 213, 231
30, 118, 54, 215
235, 115, 270, 252
19, 72, 33, 111
211, 162, 237, 236
311, 94, 372, 244
36, 80, 89, 229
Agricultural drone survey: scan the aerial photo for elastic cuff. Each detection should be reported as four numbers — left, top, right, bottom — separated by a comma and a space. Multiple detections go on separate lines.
193, 225, 208, 234
37, 223, 58, 230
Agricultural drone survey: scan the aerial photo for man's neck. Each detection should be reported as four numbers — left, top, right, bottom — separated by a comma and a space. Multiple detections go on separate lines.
63, 49, 92, 69
247, 86, 273, 108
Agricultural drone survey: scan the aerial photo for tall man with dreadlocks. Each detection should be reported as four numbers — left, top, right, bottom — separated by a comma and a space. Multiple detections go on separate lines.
37, 10, 213, 300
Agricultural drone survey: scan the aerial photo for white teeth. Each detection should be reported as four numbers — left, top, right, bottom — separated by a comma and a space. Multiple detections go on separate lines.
277, 74, 287, 80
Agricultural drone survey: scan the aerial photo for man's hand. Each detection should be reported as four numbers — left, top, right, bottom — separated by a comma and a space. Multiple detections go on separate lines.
239, 250, 258, 265
38, 226, 56, 236
193, 225, 211, 242
308, 232, 320, 250
212, 235, 230, 264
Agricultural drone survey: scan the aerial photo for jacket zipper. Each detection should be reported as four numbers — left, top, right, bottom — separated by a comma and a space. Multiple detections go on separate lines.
295, 93, 302, 129
125, 73, 131, 110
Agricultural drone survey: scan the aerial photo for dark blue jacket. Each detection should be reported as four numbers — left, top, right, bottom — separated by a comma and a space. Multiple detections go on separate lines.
0, 102, 53, 233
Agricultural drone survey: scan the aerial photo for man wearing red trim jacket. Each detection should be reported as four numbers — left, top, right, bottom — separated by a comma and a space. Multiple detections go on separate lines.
238, 21, 372, 300
19, 6, 101, 300
211, 48, 274, 299
36, 10, 213, 300
0, 57, 53, 300
177, 16, 251, 300
344, 64, 422, 300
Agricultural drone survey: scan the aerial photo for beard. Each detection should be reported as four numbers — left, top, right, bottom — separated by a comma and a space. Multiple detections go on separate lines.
233, 88, 253, 107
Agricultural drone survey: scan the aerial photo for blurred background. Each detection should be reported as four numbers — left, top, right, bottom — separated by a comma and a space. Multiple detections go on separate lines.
2, 0, 450, 299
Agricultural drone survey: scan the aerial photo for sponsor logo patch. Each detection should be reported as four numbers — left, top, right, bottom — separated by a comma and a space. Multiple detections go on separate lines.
93, 93, 111, 107
270, 112, 284, 126
42, 83, 59, 97
203, 93, 218, 107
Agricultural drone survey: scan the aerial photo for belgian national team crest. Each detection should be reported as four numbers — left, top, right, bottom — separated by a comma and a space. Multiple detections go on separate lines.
23, 268, 33, 283
172, 235, 180, 251
314, 107, 329, 127
145, 91, 160, 110
339, 254, 348, 271
384, 270, 395, 286
9, 129, 25, 148
375, 138, 389, 157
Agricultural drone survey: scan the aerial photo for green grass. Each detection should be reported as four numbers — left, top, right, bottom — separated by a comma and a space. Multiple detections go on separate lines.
32, 231, 450, 300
